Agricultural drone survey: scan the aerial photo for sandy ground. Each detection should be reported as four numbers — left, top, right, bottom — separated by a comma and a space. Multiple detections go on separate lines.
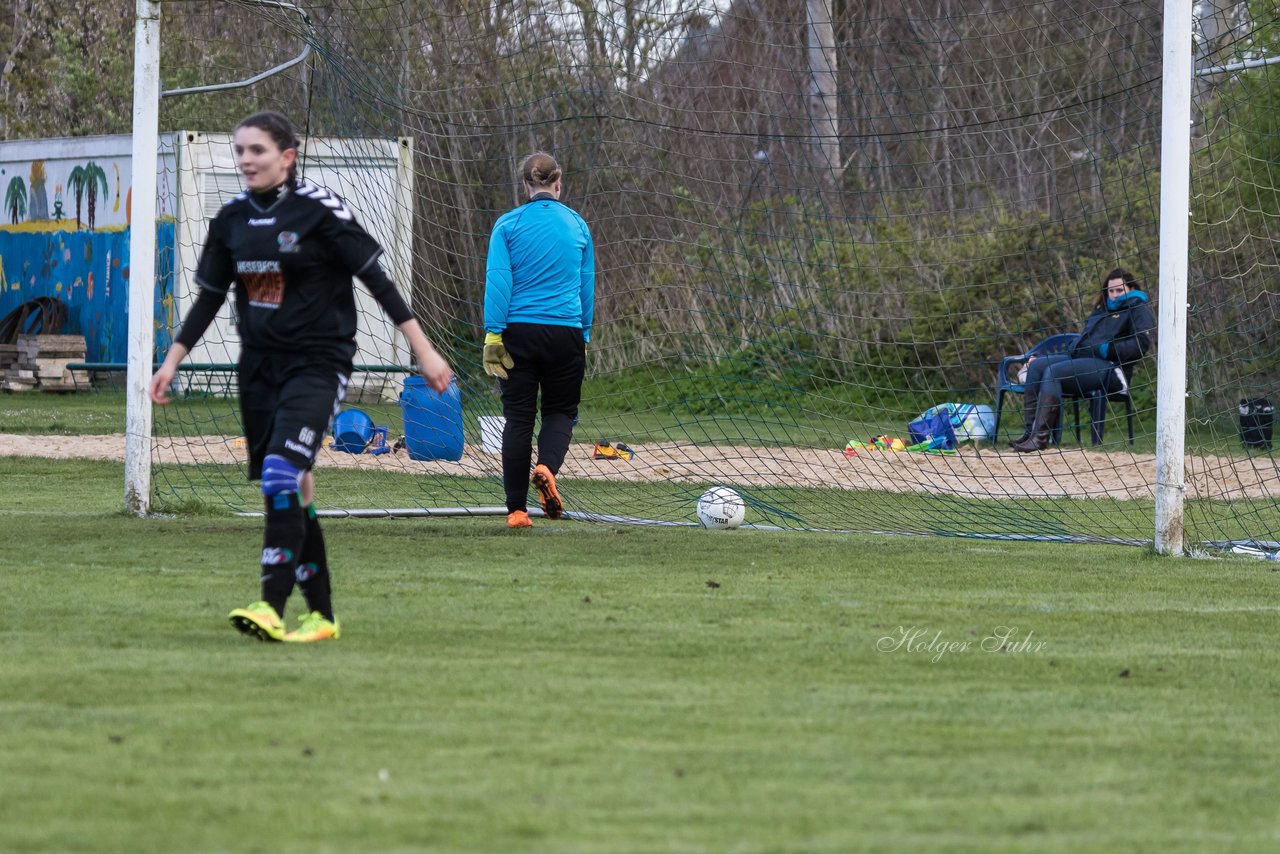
2, 432, 1278, 501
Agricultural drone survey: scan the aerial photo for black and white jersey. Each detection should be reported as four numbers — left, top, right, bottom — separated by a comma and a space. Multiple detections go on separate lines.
194, 180, 407, 365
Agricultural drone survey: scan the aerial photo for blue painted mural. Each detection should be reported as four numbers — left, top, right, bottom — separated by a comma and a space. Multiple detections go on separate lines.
0, 223, 174, 362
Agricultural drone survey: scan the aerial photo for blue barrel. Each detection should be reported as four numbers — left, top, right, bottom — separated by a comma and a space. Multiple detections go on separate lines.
332, 408, 374, 454
399, 377, 464, 461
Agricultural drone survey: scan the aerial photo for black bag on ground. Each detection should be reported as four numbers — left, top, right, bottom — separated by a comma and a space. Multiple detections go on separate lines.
1238, 398, 1274, 450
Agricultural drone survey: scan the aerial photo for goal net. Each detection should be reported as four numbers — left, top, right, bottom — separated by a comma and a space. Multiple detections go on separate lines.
144, 0, 1280, 549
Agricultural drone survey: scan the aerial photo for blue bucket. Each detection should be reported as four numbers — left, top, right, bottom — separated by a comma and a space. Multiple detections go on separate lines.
332, 408, 374, 454
399, 377, 464, 461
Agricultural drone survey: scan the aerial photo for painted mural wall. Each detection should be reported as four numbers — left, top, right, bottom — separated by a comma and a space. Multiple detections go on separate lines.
0, 134, 176, 362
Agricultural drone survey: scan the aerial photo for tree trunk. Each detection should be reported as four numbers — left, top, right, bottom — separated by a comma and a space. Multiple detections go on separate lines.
807, 0, 839, 189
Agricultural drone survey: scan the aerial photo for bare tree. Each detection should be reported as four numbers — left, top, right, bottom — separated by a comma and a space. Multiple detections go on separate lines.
807, 0, 839, 188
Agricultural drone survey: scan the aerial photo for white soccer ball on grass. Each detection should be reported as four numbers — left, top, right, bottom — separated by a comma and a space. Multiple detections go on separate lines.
696, 486, 746, 529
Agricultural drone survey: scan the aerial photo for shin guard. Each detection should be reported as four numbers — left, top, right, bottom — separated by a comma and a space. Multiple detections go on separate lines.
260, 455, 306, 617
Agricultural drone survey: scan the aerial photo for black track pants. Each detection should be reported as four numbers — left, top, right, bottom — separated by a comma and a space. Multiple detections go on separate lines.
498, 323, 586, 512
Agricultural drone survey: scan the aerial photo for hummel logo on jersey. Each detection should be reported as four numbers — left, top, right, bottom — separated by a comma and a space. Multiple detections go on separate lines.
284, 439, 314, 458
248, 217, 277, 226
296, 182, 354, 222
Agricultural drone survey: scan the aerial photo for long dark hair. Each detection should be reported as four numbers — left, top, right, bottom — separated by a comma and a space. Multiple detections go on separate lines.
235, 111, 300, 185
1095, 267, 1139, 310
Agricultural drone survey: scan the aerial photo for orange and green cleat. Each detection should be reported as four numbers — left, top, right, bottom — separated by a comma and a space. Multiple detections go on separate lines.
283, 611, 341, 643
507, 509, 533, 529
228, 601, 286, 642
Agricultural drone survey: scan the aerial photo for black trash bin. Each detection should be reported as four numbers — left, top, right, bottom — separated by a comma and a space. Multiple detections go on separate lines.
1239, 398, 1274, 450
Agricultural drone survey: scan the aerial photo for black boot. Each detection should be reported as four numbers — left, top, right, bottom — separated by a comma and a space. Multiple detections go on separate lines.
1012, 394, 1061, 453
1008, 388, 1039, 448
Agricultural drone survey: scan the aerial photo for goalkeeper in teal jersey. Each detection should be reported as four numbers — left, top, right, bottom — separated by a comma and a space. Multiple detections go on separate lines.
482, 151, 595, 528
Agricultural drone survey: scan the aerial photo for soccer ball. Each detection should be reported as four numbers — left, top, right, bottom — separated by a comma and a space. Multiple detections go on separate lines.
696, 486, 746, 529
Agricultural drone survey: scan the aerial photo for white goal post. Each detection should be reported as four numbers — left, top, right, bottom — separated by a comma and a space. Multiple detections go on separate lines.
125, 0, 160, 515
1154, 0, 1192, 555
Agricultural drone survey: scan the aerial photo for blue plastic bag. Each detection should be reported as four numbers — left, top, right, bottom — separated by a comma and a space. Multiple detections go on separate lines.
908, 402, 995, 448
907, 407, 958, 450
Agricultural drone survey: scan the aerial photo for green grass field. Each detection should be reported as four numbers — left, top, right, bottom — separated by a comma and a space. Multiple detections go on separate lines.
1, 454, 1279, 853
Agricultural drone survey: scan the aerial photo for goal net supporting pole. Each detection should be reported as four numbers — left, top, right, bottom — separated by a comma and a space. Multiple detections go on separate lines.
125, 0, 161, 516
1155, 0, 1192, 555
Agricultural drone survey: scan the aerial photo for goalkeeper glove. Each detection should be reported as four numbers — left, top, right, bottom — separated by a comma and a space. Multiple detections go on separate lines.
483, 332, 515, 380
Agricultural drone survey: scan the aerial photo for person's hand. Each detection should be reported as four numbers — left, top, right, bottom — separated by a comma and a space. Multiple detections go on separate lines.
397, 321, 452, 392
483, 332, 515, 380
417, 345, 453, 393
148, 363, 177, 405
147, 345, 190, 405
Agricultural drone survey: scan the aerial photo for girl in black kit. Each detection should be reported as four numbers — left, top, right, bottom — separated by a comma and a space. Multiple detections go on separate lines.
149, 111, 452, 642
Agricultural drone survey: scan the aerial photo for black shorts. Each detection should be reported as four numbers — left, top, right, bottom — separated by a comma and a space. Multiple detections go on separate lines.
238, 352, 350, 481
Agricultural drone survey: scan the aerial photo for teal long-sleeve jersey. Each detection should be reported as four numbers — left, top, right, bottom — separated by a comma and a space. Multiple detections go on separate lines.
483, 193, 595, 342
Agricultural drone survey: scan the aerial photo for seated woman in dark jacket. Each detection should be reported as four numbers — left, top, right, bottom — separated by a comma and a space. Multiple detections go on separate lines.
1011, 268, 1155, 452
